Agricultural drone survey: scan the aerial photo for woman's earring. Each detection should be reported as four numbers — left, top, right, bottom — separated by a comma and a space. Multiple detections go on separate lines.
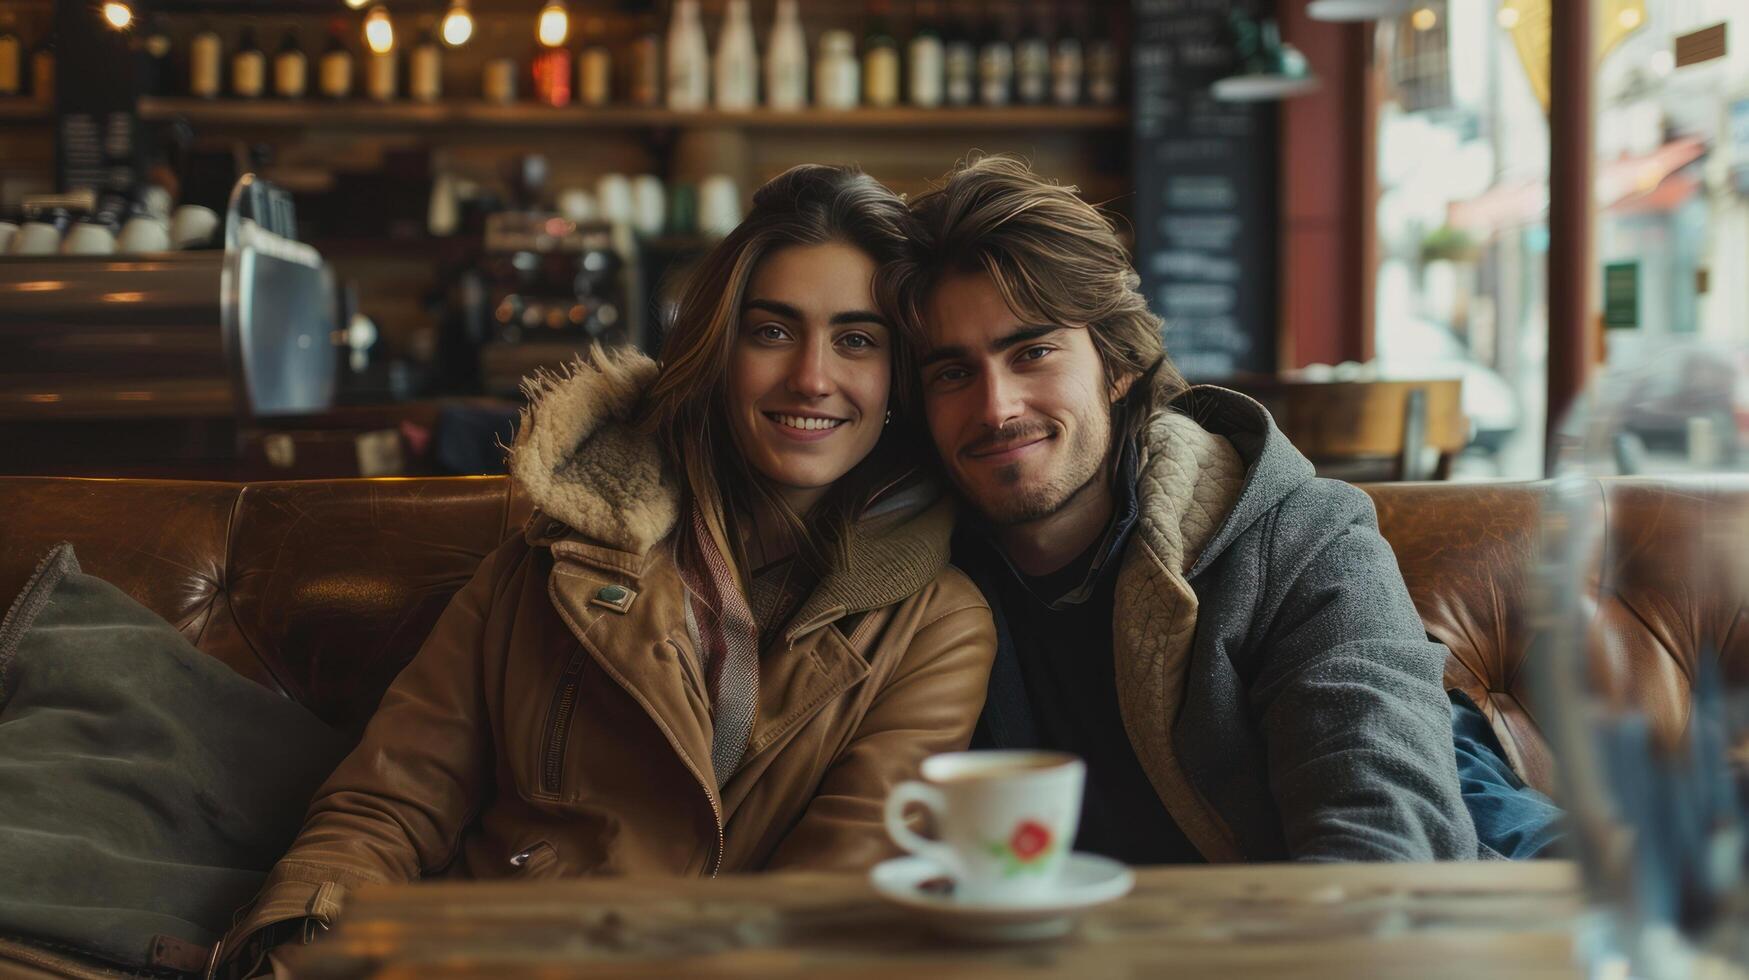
884, 410, 892, 426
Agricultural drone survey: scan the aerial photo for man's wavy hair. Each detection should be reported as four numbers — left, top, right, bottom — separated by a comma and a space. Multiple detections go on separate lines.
880, 155, 1186, 465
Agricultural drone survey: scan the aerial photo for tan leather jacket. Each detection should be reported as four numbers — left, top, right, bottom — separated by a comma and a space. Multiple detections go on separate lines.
221, 349, 994, 963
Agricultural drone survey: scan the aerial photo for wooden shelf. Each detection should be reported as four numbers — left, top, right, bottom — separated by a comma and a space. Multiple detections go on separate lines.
0, 101, 51, 123
138, 97, 1128, 132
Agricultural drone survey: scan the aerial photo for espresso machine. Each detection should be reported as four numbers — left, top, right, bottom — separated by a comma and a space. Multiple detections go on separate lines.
0, 175, 343, 476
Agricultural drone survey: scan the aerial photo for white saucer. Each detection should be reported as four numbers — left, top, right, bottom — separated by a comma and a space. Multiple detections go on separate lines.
869, 853, 1135, 942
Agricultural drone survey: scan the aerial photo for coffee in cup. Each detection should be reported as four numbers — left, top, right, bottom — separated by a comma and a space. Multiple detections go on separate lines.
884, 750, 1085, 904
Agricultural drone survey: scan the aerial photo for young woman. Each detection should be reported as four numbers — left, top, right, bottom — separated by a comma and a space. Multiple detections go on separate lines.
219, 165, 995, 972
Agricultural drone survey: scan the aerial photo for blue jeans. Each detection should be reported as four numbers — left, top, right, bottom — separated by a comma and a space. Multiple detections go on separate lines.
1450, 690, 1566, 859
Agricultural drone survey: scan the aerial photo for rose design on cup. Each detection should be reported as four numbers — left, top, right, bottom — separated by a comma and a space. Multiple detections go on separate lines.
884, 750, 1085, 902
986, 819, 1056, 875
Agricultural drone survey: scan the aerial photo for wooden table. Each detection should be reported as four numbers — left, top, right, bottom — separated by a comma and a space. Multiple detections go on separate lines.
286, 862, 1583, 979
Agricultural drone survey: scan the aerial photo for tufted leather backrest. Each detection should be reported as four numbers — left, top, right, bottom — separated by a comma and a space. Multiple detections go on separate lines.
2, 475, 1743, 787
1366, 476, 1749, 794
0, 477, 533, 735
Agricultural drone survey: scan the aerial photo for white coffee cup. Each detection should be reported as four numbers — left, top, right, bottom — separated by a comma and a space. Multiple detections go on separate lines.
630, 174, 666, 237
9, 219, 63, 255
884, 750, 1085, 904
0, 222, 17, 253
117, 215, 173, 253
141, 185, 174, 220
557, 187, 598, 223
698, 174, 742, 238
595, 173, 633, 227
61, 220, 117, 255
170, 204, 220, 249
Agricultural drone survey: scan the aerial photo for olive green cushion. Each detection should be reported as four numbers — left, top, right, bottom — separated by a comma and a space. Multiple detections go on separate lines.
0, 543, 348, 972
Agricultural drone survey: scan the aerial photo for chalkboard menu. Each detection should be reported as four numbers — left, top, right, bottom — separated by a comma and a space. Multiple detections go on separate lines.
52, 0, 140, 196
1132, 0, 1278, 379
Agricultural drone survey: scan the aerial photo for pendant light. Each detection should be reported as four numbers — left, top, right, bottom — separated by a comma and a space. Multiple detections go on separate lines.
364, 5, 394, 54
1306, 0, 1419, 21
101, 1, 133, 30
441, 0, 474, 46
536, 0, 569, 48
1211, 12, 1318, 102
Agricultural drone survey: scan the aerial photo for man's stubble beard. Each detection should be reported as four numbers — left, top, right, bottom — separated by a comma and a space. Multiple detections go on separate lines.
965, 411, 1110, 527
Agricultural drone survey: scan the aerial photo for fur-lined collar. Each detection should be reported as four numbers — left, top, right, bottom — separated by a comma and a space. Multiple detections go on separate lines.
508, 346, 954, 622
509, 347, 678, 555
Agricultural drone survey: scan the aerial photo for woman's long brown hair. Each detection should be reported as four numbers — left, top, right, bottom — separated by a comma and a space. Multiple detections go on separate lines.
637, 164, 919, 594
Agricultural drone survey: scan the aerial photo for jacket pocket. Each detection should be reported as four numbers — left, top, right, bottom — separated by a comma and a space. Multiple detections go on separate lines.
539, 647, 589, 798
507, 840, 559, 878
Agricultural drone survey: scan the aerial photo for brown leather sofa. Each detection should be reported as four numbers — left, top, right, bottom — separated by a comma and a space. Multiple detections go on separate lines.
3, 475, 1746, 802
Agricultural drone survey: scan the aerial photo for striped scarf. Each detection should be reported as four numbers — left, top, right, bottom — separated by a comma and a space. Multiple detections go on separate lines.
679, 504, 761, 788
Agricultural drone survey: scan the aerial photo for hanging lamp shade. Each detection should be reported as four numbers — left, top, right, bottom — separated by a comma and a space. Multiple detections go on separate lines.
1211, 12, 1319, 102
1307, 0, 1420, 22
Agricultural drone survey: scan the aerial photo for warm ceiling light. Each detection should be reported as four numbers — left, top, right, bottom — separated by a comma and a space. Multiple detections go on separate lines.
101, 1, 133, 30
1411, 6, 1438, 31
1618, 7, 1643, 29
364, 6, 394, 53
536, 0, 568, 47
441, 0, 474, 46
1496, 6, 1520, 29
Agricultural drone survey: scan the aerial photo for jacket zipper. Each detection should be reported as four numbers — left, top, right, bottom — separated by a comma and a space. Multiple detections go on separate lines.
541, 642, 724, 875
540, 648, 588, 797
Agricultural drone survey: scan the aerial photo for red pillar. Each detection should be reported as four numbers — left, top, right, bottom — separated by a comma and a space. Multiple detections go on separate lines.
1546, 0, 1596, 470
1278, 10, 1373, 370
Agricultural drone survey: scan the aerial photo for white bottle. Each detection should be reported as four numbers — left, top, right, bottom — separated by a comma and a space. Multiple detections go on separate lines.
1051, 34, 1083, 106
665, 0, 709, 110
409, 30, 441, 102
714, 0, 757, 110
906, 5, 944, 109
815, 30, 858, 110
765, 0, 807, 110
189, 25, 222, 99
366, 50, 396, 101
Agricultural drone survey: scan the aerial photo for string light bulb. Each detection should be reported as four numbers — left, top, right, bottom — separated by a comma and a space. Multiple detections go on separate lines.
1410, 6, 1437, 31
101, 1, 133, 29
536, 0, 568, 47
344, 0, 370, 9
441, 0, 474, 46
364, 5, 394, 53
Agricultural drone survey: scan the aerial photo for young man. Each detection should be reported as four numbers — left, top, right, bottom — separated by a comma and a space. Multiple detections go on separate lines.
889, 157, 1561, 862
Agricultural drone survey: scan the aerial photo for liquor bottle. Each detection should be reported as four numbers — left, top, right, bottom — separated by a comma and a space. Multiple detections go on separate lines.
410, 28, 440, 102
189, 22, 222, 99
664, 0, 708, 110
628, 11, 661, 106
232, 26, 265, 99
942, 4, 974, 106
533, 43, 571, 106
906, 0, 944, 109
862, 0, 899, 108
1014, 1, 1049, 105
577, 16, 612, 106
28, 32, 52, 104
483, 54, 516, 103
142, 15, 174, 97
366, 50, 396, 101
814, 30, 858, 109
1086, 12, 1117, 105
318, 22, 354, 99
976, 4, 1013, 107
1051, 0, 1083, 106
715, 0, 757, 109
766, 0, 807, 110
0, 13, 24, 97
273, 28, 307, 99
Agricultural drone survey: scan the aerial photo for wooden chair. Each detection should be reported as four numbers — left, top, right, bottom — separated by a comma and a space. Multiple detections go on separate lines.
1221, 377, 1468, 481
